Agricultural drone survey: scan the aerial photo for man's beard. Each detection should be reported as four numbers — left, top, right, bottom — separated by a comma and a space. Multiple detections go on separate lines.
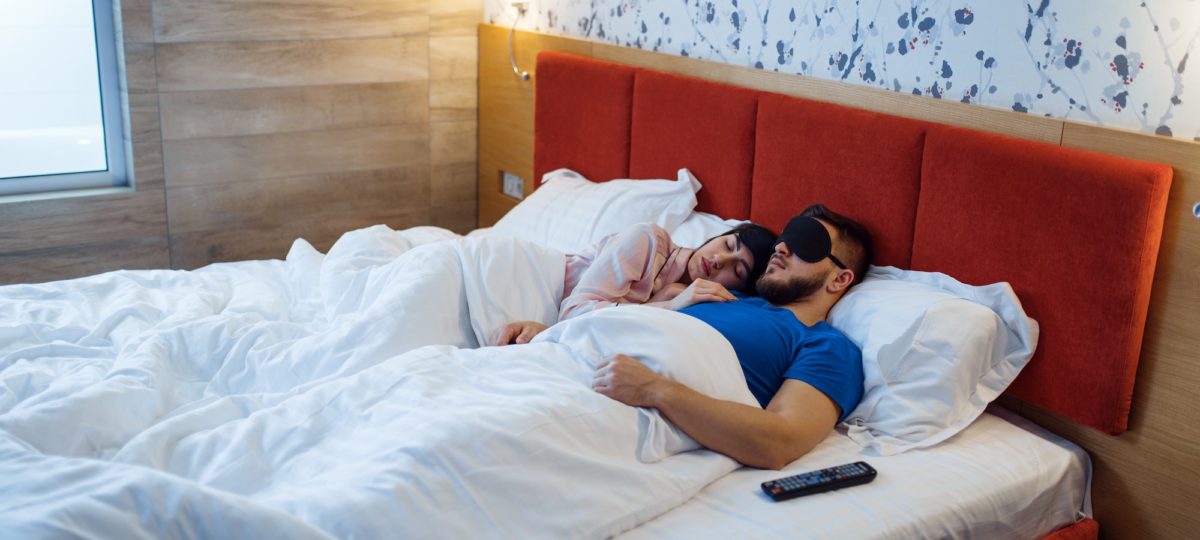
755, 267, 830, 305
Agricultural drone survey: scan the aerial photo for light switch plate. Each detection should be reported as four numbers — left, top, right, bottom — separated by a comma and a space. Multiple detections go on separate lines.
502, 171, 525, 200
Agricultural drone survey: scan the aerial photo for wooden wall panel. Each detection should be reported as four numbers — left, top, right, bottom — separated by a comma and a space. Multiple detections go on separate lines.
430, 201, 477, 233
432, 162, 477, 206
0, 191, 167, 253
0, 236, 170, 285
431, 36, 478, 80
430, 79, 477, 122
426, 10, 479, 234
152, 1, 475, 268
431, 121, 477, 165
153, 0, 427, 43
131, 141, 165, 191
162, 126, 428, 188
168, 209, 431, 269
126, 91, 162, 144
166, 167, 431, 265
166, 166, 431, 233
155, 38, 429, 92
158, 83, 428, 140
118, 0, 154, 44
479, 24, 1200, 539
478, 25, 592, 226
430, 0, 479, 37
120, 42, 158, 93
429, 121, 477, 233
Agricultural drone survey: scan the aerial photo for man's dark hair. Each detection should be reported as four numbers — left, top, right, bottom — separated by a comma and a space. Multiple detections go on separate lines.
699, 222, 778, 294
800, 204, 873, 286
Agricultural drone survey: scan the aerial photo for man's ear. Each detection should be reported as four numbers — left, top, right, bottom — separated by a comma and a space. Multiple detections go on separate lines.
827, 268, 854, 294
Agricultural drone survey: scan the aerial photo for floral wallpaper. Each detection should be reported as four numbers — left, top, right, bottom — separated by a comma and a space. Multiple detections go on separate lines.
486, 0, 1200, 141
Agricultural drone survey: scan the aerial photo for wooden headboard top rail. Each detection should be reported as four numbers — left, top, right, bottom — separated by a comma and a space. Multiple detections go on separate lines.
478, 24, 1200, 539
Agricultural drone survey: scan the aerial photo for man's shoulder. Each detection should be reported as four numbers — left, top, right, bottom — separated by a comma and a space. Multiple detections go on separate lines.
810, 320, 853, 340
800, 322, 862, 358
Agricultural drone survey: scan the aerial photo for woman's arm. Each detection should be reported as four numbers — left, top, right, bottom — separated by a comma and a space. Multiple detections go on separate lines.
559, 224, 669, 320
643, 279, 738, 311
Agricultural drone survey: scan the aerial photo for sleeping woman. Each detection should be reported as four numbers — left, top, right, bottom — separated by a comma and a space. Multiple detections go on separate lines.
492, 221, 777, 345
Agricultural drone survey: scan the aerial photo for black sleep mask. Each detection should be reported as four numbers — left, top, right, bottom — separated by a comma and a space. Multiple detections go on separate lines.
778, 215, 847, 269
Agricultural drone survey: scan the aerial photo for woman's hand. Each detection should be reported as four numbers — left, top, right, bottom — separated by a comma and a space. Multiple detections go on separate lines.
668, 279, 737, 310
492, 320, 549, 345
648, 282, 687, 303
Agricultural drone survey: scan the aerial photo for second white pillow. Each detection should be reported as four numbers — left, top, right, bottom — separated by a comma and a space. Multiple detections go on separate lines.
490, 168, 700, 253
669, 210, 748, 248
829, 266, 1039, 456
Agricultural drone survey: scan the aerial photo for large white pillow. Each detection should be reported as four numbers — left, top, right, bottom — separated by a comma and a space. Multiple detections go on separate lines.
669, 210, 747, 248
828, 266, 1039, 455
490, 168, 699, 253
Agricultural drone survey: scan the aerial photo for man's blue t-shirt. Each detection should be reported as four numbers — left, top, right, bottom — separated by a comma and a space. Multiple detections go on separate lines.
679, 294, 864, 422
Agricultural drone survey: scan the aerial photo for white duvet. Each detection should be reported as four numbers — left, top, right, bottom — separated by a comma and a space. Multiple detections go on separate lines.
0, 226, 756, 539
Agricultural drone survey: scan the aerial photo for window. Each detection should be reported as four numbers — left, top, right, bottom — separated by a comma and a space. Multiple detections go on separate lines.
0, 0, 127, 197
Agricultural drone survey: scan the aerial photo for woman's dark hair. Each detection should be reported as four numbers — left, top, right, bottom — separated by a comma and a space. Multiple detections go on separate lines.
800, 204, 874, 286
699, 222, 778, 294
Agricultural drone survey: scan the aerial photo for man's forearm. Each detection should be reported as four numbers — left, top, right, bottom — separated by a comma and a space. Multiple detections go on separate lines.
593, 354, 838, 469
648, 381, 815, 470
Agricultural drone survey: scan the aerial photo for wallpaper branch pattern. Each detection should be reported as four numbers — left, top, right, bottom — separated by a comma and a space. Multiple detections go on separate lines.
486, 0, 1200, 140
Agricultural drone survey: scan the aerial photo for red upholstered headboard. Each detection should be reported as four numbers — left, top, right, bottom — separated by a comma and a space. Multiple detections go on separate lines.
630, 70, 759, 219
533, 51, 1173, 435
534, 54, 635, 184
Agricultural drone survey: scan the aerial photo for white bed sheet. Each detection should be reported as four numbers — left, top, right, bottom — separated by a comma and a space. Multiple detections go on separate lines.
620, 406, 1091, 540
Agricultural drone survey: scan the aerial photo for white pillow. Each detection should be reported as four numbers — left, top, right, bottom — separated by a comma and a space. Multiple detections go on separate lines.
490, 168, 699, 253
828, 266, 1039, 455
669, 210, 747, 247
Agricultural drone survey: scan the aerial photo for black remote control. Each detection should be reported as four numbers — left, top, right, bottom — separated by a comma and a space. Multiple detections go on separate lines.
761, 461, 877, 501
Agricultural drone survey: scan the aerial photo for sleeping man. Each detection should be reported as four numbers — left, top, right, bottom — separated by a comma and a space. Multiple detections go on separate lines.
593, 204, 873, 470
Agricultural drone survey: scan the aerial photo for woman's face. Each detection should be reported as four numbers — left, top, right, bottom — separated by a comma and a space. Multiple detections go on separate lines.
687, 234, 756, 290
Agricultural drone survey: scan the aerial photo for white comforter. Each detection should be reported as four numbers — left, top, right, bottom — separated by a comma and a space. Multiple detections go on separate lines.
0, 226, 756, 539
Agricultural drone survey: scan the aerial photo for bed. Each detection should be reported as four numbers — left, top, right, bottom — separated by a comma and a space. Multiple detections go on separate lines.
0, 50, 1171, 538
622, 407, 1091, 540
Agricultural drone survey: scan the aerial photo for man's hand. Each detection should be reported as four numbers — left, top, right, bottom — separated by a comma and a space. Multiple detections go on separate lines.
595, 355, 841, 470
491, 320, 549, 345
592, 354, 672, 407
668, 279, 737, 310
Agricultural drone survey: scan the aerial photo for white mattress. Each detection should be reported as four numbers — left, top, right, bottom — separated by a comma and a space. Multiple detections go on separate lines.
620, 406, 1091, 540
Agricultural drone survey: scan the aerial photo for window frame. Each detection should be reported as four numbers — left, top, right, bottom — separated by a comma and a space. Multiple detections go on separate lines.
0, 0, 129, 197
